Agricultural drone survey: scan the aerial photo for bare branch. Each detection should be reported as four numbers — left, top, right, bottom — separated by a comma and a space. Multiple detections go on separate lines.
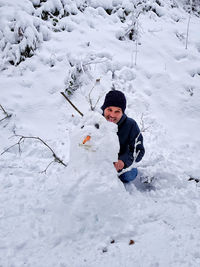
87, 79, 104, 111
0, 104, 12, 122
0, 137, 23, 155
1, 135, 68, 171
61, 91, 83, 117
93, 95, 102, 110
40, 160, 55, 174
0, 105, 6, 113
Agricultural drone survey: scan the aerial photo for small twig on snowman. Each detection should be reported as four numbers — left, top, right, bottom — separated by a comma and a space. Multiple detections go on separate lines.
0, 104, 12, 122
1, 135, 68, 172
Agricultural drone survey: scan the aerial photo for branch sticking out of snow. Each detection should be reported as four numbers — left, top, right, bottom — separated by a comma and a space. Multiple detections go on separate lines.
0, 104, 12, 122
61, 91, 83, 117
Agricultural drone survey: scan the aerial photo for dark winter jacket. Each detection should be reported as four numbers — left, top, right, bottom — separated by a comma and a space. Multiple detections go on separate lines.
117, 114, 145, 169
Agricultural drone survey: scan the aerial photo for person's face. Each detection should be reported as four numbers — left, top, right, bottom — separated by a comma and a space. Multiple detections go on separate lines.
104, 106, 123, 124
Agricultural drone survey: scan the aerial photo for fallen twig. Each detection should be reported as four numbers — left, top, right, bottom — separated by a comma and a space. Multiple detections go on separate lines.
1, 135, 67, 173
0, 104, 12, 122
40, 160, 55, 174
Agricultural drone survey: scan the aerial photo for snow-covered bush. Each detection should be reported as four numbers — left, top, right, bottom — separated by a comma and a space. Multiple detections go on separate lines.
65, 59, 84, 96
110, 0, 166, 43
0, 0, 50, 67
89, 0, 166, 20
32, 0, 167, 31
32, 0, 81, 21
64, 53, 112, 96
177, 0, 200, 16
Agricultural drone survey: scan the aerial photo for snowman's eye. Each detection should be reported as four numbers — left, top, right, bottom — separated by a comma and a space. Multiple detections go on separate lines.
94, 123, 99, 129
81, 125, 84, 129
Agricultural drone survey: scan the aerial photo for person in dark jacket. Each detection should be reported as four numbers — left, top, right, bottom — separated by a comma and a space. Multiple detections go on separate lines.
101, 90, 145, 183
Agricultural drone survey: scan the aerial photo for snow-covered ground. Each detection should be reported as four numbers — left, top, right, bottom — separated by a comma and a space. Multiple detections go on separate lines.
1, 0, 200, 266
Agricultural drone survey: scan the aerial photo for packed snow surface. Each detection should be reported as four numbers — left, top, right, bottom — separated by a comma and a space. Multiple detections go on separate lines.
0, 0, 200, 266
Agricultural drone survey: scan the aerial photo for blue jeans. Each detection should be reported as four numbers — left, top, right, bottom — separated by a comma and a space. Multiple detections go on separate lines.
119, 168, 138, 183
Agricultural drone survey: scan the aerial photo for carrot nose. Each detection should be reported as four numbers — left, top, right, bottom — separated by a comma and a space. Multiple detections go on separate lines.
82, 135, 91, 144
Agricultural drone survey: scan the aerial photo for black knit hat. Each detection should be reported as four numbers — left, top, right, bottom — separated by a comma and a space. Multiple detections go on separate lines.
101, 90, 126, 113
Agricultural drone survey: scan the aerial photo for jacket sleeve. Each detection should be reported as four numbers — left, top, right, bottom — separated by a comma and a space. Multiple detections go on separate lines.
119, 121, 145, 168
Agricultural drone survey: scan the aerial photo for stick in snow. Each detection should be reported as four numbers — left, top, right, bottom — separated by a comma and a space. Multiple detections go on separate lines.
61, 91, 83, 117
0, 104, 12, 122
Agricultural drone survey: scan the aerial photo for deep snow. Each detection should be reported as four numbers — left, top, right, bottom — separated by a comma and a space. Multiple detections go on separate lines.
0, 0, 200, 266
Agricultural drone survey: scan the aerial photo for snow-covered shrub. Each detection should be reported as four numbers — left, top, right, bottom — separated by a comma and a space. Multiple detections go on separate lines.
30, 0, 91, 32
64, 53, 112, 96
113, 1, 166, 42
190, 0, 200, 16
33, 0, 80, 21
0, 0, 50, 67
88, 0, 166, 20
177, 0, 200, 17
65, 60, 83, 96
32, 0, 167, 29
116, 13, 140, 41
56, 16, 78, 32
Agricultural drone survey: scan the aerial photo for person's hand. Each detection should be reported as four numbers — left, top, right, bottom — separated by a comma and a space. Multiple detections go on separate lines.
114, 160, 124, 171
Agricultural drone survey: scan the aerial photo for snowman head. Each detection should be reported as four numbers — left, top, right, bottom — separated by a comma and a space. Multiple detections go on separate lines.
70, 111, 119, 167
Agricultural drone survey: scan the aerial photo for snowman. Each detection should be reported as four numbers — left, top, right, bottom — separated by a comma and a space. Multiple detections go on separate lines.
62, 111, 133, 239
